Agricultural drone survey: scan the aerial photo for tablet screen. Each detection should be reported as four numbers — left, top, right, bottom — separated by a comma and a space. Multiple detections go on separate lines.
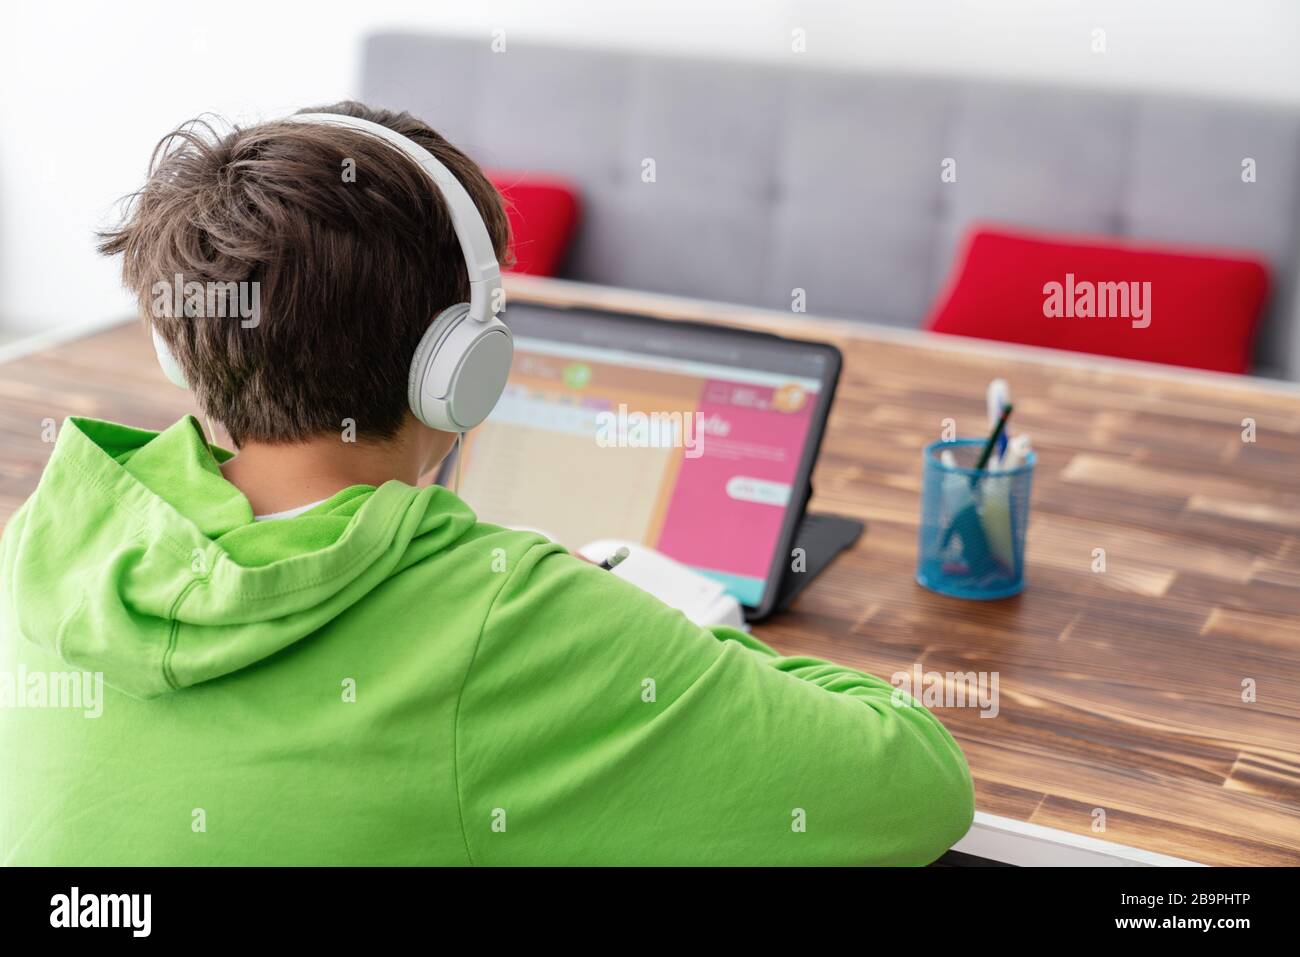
448, 303, 839, 611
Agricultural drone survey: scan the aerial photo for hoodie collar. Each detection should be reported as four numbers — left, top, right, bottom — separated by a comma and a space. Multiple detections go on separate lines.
7, 416, 476, 698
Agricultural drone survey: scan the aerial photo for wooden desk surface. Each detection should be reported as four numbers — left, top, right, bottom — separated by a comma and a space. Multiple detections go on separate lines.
3, 277, 1299, 865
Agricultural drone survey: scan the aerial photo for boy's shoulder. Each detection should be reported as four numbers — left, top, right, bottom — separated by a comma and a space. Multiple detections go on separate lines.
452, 518, 566, 572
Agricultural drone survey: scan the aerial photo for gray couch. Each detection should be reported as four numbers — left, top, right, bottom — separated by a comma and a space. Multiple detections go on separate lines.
361, 32, 1300, 380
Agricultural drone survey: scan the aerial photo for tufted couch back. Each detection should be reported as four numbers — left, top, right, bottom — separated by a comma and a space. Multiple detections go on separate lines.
362, 32, 1300, 379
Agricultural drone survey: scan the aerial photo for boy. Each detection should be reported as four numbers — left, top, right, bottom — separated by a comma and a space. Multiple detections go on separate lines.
0, 102, 972, 865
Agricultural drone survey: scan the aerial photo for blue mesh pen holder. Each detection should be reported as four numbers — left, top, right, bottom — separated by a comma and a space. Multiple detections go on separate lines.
916, 439, 1036, 600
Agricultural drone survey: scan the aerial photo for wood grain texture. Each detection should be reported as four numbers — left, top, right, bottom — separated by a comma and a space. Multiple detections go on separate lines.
2, 276, 1299, 865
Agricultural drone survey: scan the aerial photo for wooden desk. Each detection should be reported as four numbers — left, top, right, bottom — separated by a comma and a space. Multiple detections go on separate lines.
3, 276, 1299, 866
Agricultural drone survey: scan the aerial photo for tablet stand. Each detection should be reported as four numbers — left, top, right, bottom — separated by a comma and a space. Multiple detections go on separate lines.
751, 487, 866, 621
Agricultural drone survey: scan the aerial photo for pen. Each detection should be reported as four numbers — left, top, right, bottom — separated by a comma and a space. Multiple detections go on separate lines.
972, 403, 1014, 486
599, 546, 630, 571
986, 379, 1011, 465
1001, 433, 1033, 471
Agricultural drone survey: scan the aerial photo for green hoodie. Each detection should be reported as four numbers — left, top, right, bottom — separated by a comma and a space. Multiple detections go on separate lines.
0, 416, 973, 865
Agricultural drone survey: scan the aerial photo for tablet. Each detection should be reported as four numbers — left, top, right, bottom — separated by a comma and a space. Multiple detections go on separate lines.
441, 302, 842, 619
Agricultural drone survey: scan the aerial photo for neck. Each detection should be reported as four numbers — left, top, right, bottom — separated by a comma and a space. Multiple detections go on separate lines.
220, 423, 454, 517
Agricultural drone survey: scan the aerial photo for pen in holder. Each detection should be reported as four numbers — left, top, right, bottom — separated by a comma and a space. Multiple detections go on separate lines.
916, 439, 1036, 599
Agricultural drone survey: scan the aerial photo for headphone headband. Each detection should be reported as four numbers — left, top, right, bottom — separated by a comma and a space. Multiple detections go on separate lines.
284, 112, 503, 324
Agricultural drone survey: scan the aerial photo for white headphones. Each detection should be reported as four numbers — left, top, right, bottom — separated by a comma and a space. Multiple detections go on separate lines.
151, 111, 513, 434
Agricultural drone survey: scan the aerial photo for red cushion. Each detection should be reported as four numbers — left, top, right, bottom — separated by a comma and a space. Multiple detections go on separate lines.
487, 171, 581, 277
925, 226, 1270, 373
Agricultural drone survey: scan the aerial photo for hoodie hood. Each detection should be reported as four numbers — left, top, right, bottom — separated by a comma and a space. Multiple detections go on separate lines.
3, 416, 475, 699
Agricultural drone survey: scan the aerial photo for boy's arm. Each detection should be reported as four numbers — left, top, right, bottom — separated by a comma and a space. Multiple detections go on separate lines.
455, 542, 974, 866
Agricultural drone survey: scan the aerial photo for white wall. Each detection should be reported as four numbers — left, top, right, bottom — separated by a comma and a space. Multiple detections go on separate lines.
2, 0, 1298, 334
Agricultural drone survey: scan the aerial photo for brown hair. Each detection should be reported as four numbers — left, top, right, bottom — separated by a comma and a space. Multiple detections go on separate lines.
98, 101, 511, 446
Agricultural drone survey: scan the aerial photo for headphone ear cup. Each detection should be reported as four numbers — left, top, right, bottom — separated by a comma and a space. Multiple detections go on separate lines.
151, 325, 189, 389
407, 303, 513, 432
447, 319, 513, 429
407, 304, 466, 425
